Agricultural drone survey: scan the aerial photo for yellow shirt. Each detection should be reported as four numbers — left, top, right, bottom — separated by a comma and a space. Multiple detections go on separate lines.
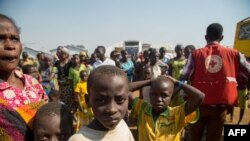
69, 64, 86, 89
74, 81, 88, 108
131, 98, 199, 141
74, 81, 94, 131
168, 59, 186, 79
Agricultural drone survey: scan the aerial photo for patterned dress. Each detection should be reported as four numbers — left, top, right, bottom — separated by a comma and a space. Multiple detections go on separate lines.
54, 60, 77, 112
0, 70, 46, 141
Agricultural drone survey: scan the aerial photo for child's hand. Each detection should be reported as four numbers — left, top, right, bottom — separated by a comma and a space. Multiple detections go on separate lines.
164, 75, 178, 85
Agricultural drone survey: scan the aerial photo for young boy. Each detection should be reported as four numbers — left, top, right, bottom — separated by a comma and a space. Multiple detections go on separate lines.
130, 76, 205, 141
69, 65, 134, 141
48, 88, 63, 103
74, 70, 94, 131
33, 102, 73, 141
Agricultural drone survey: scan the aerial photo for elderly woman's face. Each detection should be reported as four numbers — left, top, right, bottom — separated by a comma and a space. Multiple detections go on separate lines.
56, 49, 63, 60
0, 19, 22, 72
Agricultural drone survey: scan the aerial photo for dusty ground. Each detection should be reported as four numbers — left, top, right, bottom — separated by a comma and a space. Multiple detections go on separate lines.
129, 91, 250, 141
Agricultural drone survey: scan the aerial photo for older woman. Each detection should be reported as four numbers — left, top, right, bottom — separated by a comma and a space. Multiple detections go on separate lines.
0, 14, 46, 140
54, 46, 77, 112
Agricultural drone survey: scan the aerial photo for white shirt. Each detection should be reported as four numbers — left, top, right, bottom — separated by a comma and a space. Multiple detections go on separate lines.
151, 64, 162, 78
92, 58, 116, 69
163, 52, 175, 64
68, 119, 135, 141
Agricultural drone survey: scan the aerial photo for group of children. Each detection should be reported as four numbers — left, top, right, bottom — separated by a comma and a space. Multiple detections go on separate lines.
32, 65, 204, 141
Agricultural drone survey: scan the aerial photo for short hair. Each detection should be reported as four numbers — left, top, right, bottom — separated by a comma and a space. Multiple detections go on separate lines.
185, 45, 196, 51
87, 65, 127, 92
175, 44, 184, 50
0, 14, 20, 34
48, 89, 61, 101
80, 70, 88, 76
110, 50, 116, 58
206, 23, 223, 41
149, 48, 159, 57
96, 46, 106, 53
36, 52, 45, 58
159, 47, 167, 53
151, 76, 174, 91
72, 53, 79, 58
44, 53, 53, 61
22, 64, 36, 74
33, 102, 73, 128
57, 46, 63, 51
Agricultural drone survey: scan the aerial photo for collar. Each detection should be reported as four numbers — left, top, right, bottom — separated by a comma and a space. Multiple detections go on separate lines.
0, 70, 25, 90
144, 105, 169, 117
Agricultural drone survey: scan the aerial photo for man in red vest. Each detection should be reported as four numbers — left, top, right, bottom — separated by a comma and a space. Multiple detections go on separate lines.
180, 23, 250, 141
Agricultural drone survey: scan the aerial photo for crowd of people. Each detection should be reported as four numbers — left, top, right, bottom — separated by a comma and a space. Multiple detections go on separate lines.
0, 13, 250, 141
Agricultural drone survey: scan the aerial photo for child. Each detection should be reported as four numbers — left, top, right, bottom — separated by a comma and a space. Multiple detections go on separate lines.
130, 76, 205, 141
41, 54, 59, 95
48, 88, 63, 103
227, 72, 249, 124
236, 72, 249, 124
33, 102, 73, 141
69, 65, 134, 141
68, 54, 86, 89
22, 64, 42, 83
74, 70, 94, 131
140, 65, 152, 103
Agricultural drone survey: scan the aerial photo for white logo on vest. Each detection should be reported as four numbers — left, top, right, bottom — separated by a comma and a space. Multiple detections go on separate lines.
205, 55, 223, 73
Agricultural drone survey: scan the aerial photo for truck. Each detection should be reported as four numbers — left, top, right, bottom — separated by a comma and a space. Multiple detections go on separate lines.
233, 17, 250, 61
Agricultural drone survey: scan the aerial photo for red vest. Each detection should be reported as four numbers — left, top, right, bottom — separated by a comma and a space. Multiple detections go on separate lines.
192, 42, 239, 105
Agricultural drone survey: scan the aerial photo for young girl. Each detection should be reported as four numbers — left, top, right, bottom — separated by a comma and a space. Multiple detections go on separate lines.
41, 54, 59, 95
74, 70, 94, 131
68, 54, 86, 89
168, 44, 187, 107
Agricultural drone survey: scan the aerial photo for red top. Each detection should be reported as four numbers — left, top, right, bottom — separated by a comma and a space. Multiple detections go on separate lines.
192, 42, 239, 105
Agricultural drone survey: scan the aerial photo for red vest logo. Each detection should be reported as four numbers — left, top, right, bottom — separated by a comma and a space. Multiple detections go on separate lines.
205, 55, 223, 73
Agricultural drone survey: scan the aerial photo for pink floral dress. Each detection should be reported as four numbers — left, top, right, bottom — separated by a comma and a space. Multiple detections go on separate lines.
0, 70, 47, 109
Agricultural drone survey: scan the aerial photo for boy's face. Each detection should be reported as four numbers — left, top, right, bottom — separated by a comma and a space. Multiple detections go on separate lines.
44, 58, 52, 66
149, 54, 159, 65
88, 75, 129, 130
34, 115, 72, 141
80, 71, 88, 81
95, 48, 105, 59
150, 80, 174, 113
184, 48, 192, 59
175, 46, 184, 57
143, 67, 152, 80
25, 66, 36, 75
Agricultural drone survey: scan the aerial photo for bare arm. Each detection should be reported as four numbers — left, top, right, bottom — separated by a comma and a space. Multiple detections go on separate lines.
166, 75, 205, 115
128, 79, 151, 105
129, 79, 150, 92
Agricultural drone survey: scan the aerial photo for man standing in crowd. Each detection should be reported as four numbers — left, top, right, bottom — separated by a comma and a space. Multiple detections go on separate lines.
92, 46, 115, 69
180, 23, 250, 141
